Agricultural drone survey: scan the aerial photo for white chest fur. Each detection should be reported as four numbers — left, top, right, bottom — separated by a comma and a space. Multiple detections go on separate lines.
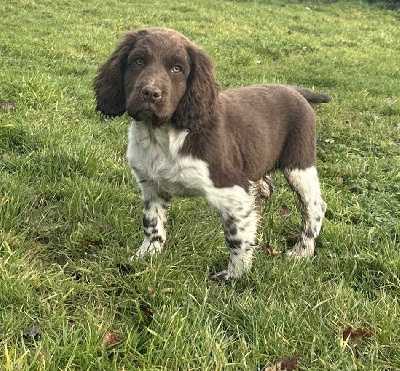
126, 121, 210, 196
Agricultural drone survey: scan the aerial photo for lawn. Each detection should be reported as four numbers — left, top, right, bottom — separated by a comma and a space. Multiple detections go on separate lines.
0, 0, 399, 369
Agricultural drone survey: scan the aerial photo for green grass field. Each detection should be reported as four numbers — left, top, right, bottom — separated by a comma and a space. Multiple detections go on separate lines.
1, 0, 399, 369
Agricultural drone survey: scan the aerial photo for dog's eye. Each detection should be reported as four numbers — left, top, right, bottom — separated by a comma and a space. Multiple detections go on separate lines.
134, 58, 145, 67
172, 65, 182, 73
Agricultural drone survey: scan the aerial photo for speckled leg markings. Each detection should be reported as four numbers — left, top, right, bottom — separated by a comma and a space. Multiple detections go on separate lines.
133, 188, 171, 259
211, 193, 260, 282
283, 167, 327, 258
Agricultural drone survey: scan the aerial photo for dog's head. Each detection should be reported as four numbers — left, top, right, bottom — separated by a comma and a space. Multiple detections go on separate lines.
94, 28, 220, 130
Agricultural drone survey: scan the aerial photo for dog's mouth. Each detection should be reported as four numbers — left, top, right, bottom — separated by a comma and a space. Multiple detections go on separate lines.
132, 108, 170, 127
134, 108, 156, 122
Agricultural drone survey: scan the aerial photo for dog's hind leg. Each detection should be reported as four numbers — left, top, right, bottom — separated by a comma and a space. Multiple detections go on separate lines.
283, 167, 326, 257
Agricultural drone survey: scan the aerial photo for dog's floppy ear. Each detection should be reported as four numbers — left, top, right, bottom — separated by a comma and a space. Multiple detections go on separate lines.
93, 32, 137, 117
173, 44, 220, 132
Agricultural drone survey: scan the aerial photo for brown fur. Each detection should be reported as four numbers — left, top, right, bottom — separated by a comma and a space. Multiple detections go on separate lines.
94, 27, 330, 190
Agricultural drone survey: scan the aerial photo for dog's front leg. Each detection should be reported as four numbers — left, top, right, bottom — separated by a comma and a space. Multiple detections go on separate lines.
210, 191, 260, 281
133, 182, 171, 259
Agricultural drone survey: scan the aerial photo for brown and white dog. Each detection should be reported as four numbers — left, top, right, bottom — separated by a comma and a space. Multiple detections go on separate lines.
94, 27, 329, 281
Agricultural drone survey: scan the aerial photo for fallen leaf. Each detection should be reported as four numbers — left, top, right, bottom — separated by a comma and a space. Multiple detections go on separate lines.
139, 303, 154, 319
263, 354, 301, 371
85, 239, 102, 247
343, 327, 372, 341
22, 322, 41, 340
276, 355, 301, 371
261, 242, 280, 257
103, 331, 120, 347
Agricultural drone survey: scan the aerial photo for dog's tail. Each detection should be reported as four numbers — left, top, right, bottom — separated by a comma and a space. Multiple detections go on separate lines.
293, 87, 331, 104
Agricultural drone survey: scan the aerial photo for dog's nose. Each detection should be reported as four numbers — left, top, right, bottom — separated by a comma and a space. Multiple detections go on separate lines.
141, 85, 162, 102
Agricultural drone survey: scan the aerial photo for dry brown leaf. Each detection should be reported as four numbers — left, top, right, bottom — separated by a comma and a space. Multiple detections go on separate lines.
263, 354, 300, 371
277, 354, 301, 371
85, 239, 102, 247
103, 331, 120, 347
261, 242, 280, 257
140, 303, 154, 319
343, 327, 372, 341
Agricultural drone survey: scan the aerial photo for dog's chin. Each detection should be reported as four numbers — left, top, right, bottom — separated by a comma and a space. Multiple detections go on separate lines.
132, 109, 170, 127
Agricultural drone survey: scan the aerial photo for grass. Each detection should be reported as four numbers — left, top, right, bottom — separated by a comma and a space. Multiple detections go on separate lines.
1, 0, 399, 369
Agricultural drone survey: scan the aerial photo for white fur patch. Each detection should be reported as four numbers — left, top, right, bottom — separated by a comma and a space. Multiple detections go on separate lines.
127, 120, 249, 200
127, 121, 192, 194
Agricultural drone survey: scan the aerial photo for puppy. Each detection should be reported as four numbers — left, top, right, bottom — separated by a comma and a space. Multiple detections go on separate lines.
94, 28, 329, 281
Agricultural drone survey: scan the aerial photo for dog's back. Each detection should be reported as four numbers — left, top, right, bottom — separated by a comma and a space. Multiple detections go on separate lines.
219, 84, 328, 180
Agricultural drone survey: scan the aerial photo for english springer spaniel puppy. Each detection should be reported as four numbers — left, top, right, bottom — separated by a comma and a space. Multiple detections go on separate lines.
94, 28, 329, 281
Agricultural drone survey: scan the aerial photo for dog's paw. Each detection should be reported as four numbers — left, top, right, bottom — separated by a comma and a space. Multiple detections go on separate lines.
130, 240, 163, 261
210, 270, 232, 284
286, 243, 314, 258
